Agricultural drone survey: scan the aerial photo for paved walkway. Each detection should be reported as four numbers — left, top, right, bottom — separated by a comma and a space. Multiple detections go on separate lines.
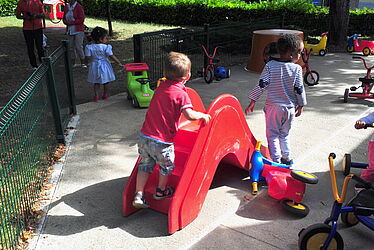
32, 53, 374, 249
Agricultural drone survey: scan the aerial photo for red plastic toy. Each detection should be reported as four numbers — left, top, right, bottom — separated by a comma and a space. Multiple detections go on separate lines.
347, 34, 374, 56
122, 88, 316, 234
249, 141, 318, 216
43, 0, 65, 24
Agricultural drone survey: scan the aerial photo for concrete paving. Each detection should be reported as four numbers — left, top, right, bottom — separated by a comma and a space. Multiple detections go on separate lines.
32, 53, 374, 250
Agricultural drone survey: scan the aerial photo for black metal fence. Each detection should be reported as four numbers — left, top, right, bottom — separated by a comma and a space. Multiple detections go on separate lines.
0, 41, 75, 249
133, 16, 283, 84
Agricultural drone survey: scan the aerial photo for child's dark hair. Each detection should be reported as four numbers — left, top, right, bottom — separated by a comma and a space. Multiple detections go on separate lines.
91, 26, 108, 43
277, 34, 303, 55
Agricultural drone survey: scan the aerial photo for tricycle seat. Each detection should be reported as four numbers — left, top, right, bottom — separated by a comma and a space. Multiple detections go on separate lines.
350, 189, 374, 211
359, 78, 374, 84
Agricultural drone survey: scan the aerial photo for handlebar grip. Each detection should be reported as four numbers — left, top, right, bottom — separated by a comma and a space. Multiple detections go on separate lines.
329, 153, 336, 159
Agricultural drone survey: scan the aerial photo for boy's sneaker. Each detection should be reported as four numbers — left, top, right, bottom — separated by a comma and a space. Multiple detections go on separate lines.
153, 187, 175, 200
81, 64, 88, 68
132, 192, 149, 208
281, 158, 294, 167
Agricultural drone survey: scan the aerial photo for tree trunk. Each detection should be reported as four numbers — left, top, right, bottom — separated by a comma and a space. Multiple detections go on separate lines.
328, 0, 350, 52
106, 0, 113, 36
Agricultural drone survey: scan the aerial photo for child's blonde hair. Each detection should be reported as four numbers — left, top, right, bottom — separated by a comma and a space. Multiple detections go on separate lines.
164, 52, 191, 80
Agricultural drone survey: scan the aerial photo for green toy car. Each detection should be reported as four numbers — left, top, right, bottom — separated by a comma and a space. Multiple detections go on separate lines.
125, 63, 154, 108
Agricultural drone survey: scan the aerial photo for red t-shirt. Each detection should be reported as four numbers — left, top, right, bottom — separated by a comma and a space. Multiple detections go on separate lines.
140, 79, 193, 143
16, 0, 44, 30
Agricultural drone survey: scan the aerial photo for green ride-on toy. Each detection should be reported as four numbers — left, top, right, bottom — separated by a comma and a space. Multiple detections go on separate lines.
125, 63, 154, 108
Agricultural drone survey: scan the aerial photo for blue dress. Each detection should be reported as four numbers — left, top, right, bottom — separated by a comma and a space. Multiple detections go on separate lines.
85, 44, 116, 84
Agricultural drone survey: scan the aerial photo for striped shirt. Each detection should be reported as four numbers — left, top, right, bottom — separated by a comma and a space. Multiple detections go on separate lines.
248, 60, 307, 107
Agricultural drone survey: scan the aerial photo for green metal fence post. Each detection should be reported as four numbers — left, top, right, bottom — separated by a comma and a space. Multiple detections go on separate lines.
62, 40, 77, 115
42, 57, 65, 144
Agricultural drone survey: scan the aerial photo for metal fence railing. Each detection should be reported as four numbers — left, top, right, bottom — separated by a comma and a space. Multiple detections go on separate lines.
133, 16, 283, 85
0, 41, 75, 249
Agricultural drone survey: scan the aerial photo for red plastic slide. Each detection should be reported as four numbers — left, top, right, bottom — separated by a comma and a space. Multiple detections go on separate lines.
122, 87, 268, 234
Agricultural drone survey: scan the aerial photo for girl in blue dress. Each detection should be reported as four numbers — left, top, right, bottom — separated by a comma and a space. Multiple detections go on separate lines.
85, 26, 125, 101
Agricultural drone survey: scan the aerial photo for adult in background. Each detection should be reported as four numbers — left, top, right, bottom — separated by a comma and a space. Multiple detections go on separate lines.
63, 0, 86, 68
16, 0, 46, 70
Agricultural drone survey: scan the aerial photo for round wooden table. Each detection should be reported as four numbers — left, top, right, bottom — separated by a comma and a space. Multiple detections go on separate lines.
246, 29, 304, 73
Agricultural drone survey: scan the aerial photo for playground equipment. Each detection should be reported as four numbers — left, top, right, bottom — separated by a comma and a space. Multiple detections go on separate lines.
347, 34, 374, 56
201, 45, 230, 83
125, 63, 153, 108
122, 88, 316, 234
303, 32, 328, 56
344, 56, 374, 103
43, 0, 65, 24
302, 48, 320, 86
249, 141, 318, 217
298, 153, 374, 250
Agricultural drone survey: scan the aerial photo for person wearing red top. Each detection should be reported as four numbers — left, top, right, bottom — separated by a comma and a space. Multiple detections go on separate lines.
16, 0, 46, 69
132, 52, 211, 208
63, 0, 86, 67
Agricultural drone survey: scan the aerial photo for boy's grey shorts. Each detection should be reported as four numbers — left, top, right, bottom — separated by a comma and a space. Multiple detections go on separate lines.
137, 135, 175, 176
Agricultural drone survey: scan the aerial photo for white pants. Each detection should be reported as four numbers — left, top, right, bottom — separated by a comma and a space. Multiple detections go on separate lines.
68, 32, 85, 62
264, 105, 295, 163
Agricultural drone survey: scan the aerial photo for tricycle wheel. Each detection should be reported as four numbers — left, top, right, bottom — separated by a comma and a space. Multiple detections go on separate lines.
291, 170, 318, 184
341, 204, 359, 227
226, 68, 231, 78
342, 153, 351, 176
132, 97, 139, 108
281, 200, 309, 217
204, 68, 214, 84
319, 49, 327, 56
347, 46, 354, 53
298, 223, 344, 250
343, 88, 349, 103
304, 70, 319, 86
363, 47, 371, 56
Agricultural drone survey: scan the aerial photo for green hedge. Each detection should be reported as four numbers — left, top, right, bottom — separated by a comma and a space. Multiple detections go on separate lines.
82, 0, 316, 26
3, 0, 374, 35
0, 0, 18, 16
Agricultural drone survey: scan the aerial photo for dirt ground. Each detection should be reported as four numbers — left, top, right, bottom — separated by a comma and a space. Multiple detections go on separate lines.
0, 24, 132, 108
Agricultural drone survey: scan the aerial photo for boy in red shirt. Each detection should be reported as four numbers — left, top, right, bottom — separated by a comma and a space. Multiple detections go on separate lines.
133, 52, 211, 208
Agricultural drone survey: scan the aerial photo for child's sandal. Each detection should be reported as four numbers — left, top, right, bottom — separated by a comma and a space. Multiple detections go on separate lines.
132, 192, 149, 208
153, 187, 174, 200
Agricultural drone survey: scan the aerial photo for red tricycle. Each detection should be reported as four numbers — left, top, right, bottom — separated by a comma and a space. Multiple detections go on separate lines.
347, 34, 374, 56
302, 48, 320, 86
201, 45, 230, 84
249, 141, 318, 217
344, 56, 374, 103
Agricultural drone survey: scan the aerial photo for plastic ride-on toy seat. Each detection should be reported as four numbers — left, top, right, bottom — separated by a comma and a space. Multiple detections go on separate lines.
125, 63, 153, 108
249, 141, 318, 217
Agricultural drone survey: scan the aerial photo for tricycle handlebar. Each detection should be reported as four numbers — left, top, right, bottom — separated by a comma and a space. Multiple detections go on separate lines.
352, 56, 374, 70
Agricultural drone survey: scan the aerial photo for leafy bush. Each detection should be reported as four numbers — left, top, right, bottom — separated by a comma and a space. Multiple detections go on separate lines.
0, 0, 18, 17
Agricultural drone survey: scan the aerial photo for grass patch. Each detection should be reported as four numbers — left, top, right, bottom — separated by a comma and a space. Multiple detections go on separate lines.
0, 16, 178, 106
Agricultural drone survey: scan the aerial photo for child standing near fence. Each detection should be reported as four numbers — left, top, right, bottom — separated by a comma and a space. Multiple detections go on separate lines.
85, 26, 125, 102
